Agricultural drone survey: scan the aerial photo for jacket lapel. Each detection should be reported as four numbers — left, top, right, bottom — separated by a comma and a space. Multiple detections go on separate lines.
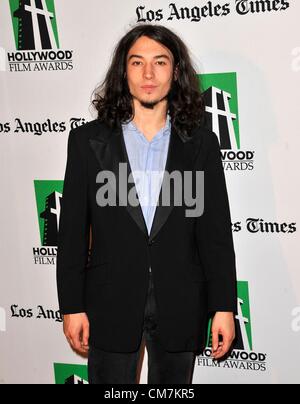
89, 120, 201, 242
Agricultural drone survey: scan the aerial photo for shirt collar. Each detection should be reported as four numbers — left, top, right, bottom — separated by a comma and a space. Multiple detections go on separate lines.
122, 113, 171, 143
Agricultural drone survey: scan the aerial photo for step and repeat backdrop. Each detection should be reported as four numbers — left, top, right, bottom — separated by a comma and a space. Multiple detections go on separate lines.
0, 0, 299, 384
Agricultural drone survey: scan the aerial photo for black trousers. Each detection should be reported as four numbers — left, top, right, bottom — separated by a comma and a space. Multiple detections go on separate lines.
88, 271, 196, 384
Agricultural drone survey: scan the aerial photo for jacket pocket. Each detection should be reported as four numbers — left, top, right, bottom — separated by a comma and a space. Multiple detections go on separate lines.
87, 253, 109, 269
86, 261, 111, 285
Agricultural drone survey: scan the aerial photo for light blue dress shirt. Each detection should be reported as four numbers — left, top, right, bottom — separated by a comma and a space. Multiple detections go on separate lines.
121, 114, 171, 240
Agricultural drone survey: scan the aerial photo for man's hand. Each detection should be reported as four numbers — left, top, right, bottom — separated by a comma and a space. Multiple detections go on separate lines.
211, 312, 235, 360
63, 313, 90, 355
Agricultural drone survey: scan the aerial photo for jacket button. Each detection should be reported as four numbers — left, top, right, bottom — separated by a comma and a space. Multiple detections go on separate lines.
148, 239, 155, 246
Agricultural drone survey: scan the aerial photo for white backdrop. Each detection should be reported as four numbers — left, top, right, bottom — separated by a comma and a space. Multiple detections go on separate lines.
0, 0, 299, 384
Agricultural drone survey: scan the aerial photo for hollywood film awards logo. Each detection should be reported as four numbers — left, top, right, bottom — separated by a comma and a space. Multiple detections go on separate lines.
54, 364, 88, 385
8, 0, 73, 72
201, 72, 254, 171
197, 281, 267, 372
33, 180, 63, 266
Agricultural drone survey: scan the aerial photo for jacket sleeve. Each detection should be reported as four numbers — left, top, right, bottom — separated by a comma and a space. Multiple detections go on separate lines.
56, 128, 90, 315
196, 131, 237, 314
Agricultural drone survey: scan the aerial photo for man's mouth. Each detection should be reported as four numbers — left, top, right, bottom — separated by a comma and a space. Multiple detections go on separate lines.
141, 85, 158, 89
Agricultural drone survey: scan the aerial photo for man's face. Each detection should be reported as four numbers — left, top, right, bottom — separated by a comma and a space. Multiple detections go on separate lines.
126, 36, 177, 108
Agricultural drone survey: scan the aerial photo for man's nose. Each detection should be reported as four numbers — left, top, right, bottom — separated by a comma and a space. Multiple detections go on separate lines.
143, 63, 154, 79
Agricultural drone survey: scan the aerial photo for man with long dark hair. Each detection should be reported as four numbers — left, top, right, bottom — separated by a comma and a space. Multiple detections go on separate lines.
57, 24, 237, 384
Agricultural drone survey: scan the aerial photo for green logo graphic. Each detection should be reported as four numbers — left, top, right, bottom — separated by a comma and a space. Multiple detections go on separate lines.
34, 180, 63, 246
207, 281, 253, 351
54, 363, 88, 384
9, 0, 60, 50
199, 72, 240, 149
236, 281, 252, 350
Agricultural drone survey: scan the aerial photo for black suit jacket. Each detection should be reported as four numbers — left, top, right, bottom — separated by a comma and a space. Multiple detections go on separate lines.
56, 119, 237, 354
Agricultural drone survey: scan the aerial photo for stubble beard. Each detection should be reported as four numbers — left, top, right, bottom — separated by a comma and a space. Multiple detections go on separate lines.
132, 88, 170, 110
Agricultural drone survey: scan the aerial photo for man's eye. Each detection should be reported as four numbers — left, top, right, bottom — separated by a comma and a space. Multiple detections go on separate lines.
131, 61, 166, 66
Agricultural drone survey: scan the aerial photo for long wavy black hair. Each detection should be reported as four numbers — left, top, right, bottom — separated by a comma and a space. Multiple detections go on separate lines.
91, 24, 205, 137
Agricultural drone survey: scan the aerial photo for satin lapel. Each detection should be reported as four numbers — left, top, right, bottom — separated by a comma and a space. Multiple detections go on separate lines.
89, 123, 148, 238
89, 121, 202, 242
148, 126, 201, 242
